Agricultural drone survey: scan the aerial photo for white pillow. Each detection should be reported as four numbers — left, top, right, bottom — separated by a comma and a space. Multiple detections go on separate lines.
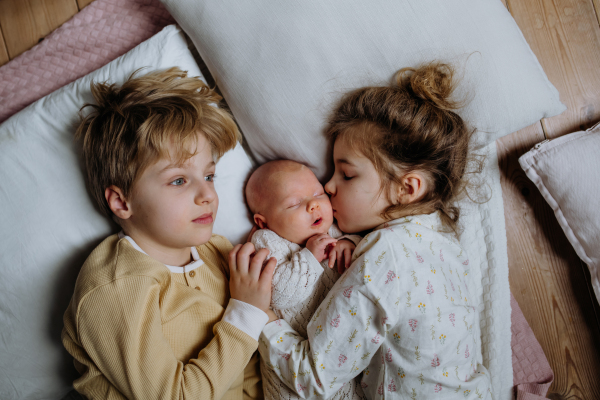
0, 25, 252, 400
519, 123, 600, 302
160, 0, 565, 181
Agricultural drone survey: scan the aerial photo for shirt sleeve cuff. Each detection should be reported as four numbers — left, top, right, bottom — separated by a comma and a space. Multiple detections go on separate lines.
300, 247, 322, 267
222, 299, 269, 341
261, 318, 295, 339
338, 234, 362, 246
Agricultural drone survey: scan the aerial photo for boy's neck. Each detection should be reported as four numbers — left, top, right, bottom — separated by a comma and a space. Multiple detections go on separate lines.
122, 231, 193, 267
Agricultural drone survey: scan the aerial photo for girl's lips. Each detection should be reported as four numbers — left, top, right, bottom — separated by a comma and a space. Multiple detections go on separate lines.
193, 213, 213, 225
312, 217, 323, 226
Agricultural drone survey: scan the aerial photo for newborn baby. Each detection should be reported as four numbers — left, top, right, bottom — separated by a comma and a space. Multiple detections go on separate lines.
246, 160, 365, 400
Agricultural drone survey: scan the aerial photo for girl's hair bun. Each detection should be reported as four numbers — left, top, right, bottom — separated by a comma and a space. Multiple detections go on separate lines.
395, 62, 458, 111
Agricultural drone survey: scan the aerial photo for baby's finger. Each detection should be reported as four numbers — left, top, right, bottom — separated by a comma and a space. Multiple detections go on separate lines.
229, 244, 243, 272
321, 237, 338, 248
328, 250, 337, 269
337, 251, 345, 274
344, 248, 352, 270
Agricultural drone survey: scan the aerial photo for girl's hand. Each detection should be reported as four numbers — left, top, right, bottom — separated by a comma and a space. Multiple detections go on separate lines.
328, 239, 355, 274
229, 243, 276, 313
306, 233, 337, 262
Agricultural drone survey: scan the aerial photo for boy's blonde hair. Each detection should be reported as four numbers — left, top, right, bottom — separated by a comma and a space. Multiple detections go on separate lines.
76, 67, 241, 218
327, 62, 475, 231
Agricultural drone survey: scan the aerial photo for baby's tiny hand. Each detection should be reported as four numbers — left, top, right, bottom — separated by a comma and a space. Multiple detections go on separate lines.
306, 233, 337, 263
328, 239, 356, 274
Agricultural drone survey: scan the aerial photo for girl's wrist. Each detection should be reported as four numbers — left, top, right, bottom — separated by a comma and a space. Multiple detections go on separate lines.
266, 308, 279, 323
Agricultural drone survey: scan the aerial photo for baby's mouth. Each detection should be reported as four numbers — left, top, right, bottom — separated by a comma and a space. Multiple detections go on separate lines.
312, 217, 323, 226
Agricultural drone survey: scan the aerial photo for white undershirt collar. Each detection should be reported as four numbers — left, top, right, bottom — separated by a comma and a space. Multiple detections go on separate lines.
118, 231, 204, 273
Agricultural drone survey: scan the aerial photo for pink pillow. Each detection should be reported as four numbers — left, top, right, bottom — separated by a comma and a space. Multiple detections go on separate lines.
0, 0, 174, 124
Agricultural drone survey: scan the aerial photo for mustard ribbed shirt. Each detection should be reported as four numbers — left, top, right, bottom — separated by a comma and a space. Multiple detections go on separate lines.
62, 234, 262, 400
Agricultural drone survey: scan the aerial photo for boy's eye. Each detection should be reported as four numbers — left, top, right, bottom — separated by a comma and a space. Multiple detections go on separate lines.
170, 178, 185, 186
343, 173, 354, 181
205, 174, 216, 182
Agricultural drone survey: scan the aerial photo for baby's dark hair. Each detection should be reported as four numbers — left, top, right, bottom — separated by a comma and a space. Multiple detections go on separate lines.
327, 62, 474, 231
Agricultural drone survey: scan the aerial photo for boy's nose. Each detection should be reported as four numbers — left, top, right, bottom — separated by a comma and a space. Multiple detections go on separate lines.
195, 185, 216, 204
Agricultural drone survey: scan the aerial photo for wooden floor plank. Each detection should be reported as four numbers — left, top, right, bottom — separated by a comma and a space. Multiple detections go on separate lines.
76, 0, 95, 11
0, 0, 78, 60
593, 0, 600, 27
498, 123, 600, 399
507, 0, 600, 138
0, 25, 9, 67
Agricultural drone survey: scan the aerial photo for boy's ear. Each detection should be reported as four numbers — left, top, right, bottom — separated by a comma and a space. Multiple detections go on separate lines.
396, 172, 429, 205
105, 185, 132, 220
253, 214, 268, 229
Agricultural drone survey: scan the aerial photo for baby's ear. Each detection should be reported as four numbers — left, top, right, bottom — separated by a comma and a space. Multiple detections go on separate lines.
396, 172, 429, 205
254, 214, 268, 229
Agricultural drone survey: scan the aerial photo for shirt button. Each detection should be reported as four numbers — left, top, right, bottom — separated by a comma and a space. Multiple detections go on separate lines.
195, 286, 201, 290
189, 270, 195, 277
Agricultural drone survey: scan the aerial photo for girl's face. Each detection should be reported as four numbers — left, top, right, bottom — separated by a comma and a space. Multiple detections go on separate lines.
324, 138, 393, 234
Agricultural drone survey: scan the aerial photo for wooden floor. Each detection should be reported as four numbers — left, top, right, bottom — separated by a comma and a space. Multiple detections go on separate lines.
1, 0, 600, 398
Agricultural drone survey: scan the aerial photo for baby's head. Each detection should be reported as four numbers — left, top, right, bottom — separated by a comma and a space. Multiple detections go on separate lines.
325, 62, 474, 233
246, 160, 333, 245
77, 67, 240, 249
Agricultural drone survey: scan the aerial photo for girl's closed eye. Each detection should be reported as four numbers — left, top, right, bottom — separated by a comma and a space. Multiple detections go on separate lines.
343, 172, 354, 181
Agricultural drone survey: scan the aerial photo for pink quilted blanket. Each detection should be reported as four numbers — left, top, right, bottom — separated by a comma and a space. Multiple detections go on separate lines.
0, 0, 174, 123
0, 0, 554, 397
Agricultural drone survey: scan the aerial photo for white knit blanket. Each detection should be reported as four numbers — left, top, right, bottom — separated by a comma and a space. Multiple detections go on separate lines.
457, 141, 511, 400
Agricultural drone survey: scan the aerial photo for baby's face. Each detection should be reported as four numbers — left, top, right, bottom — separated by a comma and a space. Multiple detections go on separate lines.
261, 167, 333, 245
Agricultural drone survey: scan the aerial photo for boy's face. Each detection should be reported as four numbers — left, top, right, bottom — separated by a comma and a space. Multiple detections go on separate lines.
125, 134, 218, 255
258, 167, 333, 245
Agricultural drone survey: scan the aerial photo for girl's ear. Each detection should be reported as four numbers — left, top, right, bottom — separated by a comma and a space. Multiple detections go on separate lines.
254, 214, 268, 229
105, 185, 132, 220
396, 172, 429, 205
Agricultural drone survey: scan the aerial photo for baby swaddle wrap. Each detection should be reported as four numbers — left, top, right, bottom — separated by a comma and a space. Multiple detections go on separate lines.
252, 225, 366, 400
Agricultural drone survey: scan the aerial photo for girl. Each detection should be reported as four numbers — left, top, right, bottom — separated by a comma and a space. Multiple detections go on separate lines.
258, 63, 492, 399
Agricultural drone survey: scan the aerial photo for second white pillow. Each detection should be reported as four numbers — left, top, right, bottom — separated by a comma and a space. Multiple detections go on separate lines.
161, 0, 565, 181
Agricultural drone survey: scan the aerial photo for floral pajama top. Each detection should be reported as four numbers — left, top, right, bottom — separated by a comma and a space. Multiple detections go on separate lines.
259, 212, 492, 399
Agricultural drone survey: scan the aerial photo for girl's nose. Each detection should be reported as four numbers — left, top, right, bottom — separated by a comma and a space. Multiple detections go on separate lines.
324, 179, 335, 196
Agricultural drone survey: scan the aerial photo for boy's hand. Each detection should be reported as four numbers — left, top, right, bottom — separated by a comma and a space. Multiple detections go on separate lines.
229, 243, 276, 313
306, 233, 337, 263
328, 238, 356, 274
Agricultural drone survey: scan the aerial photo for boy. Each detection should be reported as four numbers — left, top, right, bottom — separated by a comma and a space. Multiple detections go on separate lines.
62, 67, 275, 399
245, 160, 365, 399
